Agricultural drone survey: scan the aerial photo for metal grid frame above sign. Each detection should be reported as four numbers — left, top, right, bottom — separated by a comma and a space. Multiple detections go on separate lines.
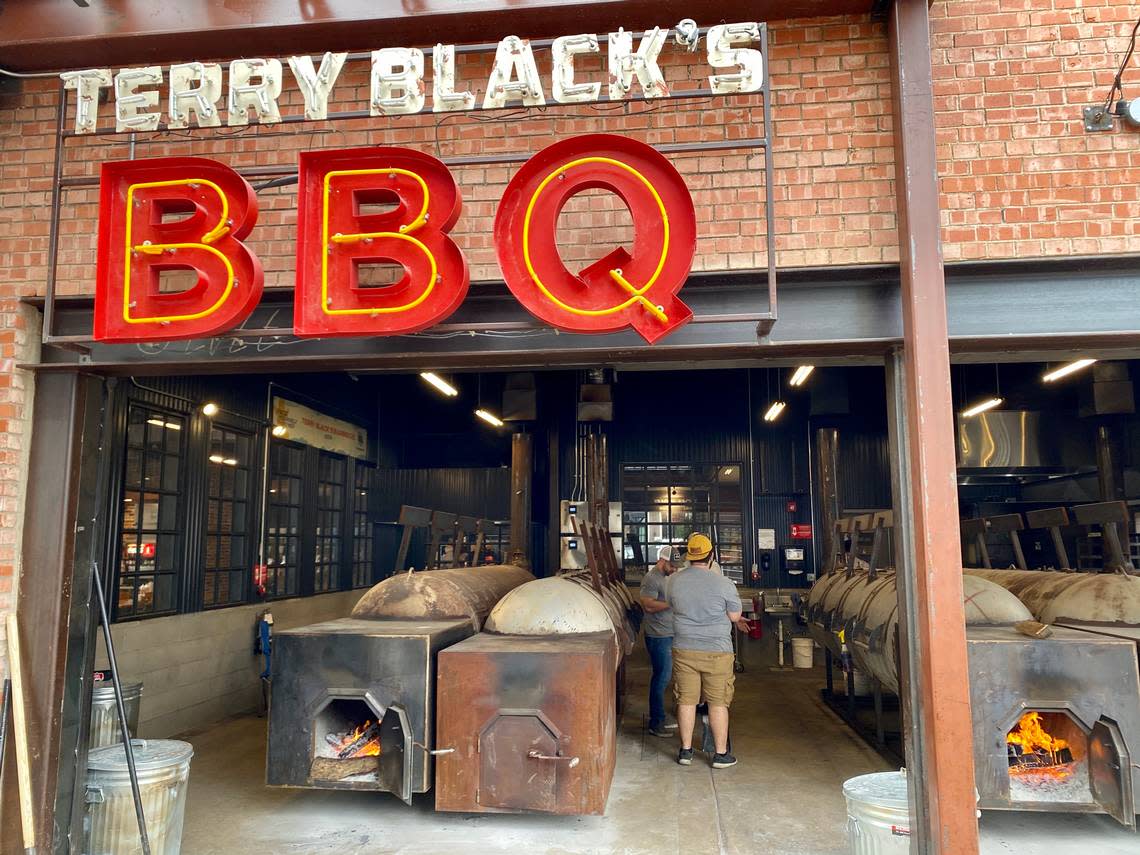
40, 23, 777, 354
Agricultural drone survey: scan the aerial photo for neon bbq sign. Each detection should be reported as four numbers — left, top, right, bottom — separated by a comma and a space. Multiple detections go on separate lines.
81, 22, 767, 347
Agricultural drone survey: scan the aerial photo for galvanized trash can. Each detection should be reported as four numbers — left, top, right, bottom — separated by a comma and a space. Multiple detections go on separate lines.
85, 739, 194, 855
89, 676, 143, 749
843, 769, 911, 854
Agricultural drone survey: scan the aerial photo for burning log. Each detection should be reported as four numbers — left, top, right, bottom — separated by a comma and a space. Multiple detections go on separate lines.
337, 720, 382, 759
310, 755, 379, 782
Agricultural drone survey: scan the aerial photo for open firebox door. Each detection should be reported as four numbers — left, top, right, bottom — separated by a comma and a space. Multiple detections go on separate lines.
1089, 718, 1136, 830
378, 704, 415, 805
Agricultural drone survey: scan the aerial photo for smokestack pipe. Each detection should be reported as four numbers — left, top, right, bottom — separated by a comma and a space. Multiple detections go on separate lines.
509, 432, 533, 570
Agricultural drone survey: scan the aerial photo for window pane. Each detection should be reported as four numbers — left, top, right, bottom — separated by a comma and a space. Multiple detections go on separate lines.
203, 425, 254, 608
114, 404, 185, 620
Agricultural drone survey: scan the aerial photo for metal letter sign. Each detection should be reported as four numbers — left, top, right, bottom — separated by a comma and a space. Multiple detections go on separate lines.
294, 147, 468, 337
495, 135, 697, 344
94, 157, 263, 341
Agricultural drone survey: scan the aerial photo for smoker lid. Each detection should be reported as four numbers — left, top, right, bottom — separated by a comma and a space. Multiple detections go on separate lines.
88, 739, 194, 773
842, 770, 910, 810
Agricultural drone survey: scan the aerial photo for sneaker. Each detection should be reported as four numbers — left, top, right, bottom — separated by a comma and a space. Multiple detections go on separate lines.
677, 747, 694, 766
711, 752, 738, 769
648, 725, 672, 738
662, 722, 679, 731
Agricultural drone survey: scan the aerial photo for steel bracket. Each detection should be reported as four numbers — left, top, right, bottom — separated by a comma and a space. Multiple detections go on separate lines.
1083, 106, 1115, 132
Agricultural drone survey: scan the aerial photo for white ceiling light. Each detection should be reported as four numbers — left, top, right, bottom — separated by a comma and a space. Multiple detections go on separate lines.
763, 401, 786, 422
420, 372, 459, 397
201, 402, 219, 417
1042, 358, 1096, 383
789, 365, 814, 387
475, 409, 504, 427
271, 425, 288, 437
961, 397, 1003, 418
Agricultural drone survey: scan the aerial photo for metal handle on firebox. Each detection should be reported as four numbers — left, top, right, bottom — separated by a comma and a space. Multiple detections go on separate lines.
413, 740, 455, 756
527, 750, 580, 768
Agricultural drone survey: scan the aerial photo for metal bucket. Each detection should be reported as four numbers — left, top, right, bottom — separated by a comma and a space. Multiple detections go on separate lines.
90, 680, 143, 749
791, 636, 814, 668
843, 770, 911, 854
85, 739, 194, 855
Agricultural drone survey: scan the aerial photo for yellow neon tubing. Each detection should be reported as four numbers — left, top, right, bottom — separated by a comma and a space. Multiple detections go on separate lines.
321, 168, 438, 316
522, 157, 670, 322
123, 178, 235, 324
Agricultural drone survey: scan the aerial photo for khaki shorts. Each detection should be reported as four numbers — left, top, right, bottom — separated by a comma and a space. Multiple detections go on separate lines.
672, 648, 735, 707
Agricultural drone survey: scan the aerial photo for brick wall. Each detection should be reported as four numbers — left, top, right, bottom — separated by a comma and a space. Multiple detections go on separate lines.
0, 4, 1138, 675
933, 0, 1140, 260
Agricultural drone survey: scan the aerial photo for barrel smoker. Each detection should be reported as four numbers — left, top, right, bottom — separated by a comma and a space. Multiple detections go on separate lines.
433, 570, 639, 815
266, 564, 533, 803
806, 567, 1140, 827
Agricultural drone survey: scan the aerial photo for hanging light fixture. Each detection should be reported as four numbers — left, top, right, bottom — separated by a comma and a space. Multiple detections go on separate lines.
1042, 358, 1096, 383
788, 365, 814, 387
271, 424, 288, 438
475, 409, 504, 427
201, 402, 219, 417
763, 401, 786, 422
961, 397, 1003, 418
961, 364, 1003, 417
420, 371, 459, 397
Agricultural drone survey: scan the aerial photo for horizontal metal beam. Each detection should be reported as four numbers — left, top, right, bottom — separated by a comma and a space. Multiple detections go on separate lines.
26, 255, 1140, 374
0, 0, 874, 72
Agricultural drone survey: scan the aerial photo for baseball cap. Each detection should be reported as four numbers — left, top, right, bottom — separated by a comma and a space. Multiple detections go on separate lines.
657, 545, 680, 563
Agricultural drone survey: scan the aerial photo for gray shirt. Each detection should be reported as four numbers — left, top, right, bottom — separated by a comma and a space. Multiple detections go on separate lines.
639, 567, 673, 638
667, 566, 739, 652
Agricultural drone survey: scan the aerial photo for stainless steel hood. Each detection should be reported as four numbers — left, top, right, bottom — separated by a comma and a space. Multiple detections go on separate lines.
957, 411, 1094, 482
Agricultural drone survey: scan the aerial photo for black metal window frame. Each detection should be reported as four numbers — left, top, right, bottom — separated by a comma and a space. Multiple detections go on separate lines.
202, 423, 256, 608
352, 463, 376, 588
620, 462, 747, 585
109, 385, 376, 619
113, 402, 187, 620
264, 439, 307, 600
313, 451, 347, 594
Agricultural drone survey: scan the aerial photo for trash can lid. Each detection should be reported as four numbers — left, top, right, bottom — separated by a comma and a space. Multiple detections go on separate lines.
88, 739, 193, 773
842, 769, 910, 811
91, 680, 143, 700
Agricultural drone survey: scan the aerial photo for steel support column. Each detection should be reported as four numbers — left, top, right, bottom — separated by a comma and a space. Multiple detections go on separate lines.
0, 373, 108, 853
508, 432, 533, 569
887, 1, 978, 853
815, 428, 841, 571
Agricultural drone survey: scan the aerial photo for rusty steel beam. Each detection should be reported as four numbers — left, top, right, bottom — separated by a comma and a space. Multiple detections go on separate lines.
509, 432, 533, 570
0, 0, 875, 72
1, 373, 107, 852
887, 1, 978, 853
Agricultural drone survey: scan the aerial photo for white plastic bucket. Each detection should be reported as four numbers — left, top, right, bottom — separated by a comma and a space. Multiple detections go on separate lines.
843, 770, 911, 855
85, 739, 194, 855
791, 636, 814, 668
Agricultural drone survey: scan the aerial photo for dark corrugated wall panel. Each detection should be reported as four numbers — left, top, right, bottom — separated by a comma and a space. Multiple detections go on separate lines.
838, 431, 892, 511
374, 467, 510, 521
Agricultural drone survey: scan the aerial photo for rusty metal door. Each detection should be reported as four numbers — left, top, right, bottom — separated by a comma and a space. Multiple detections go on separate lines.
378, 705, 414, 805
477, 712, 560, 812
1089, 717, 1135, 830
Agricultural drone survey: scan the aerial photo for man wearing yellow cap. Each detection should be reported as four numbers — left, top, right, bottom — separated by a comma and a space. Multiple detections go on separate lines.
667, 532, 749, 768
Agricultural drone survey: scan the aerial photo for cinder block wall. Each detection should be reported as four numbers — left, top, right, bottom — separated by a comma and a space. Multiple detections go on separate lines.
94, 590, 364, 738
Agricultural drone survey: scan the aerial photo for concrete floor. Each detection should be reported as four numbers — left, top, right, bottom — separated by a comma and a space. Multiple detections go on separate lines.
178, 638, 1140, 854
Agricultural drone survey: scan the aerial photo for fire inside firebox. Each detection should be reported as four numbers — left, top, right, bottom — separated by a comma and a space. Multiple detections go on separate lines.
311, 698, 383, 783
1006, 711, 1091, 804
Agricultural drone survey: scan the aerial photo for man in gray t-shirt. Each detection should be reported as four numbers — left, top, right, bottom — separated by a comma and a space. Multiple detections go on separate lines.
667, 533, 749, 769
639, 545, 680, 736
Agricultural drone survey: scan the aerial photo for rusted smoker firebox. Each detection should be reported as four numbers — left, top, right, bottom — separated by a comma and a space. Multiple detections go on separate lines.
807, 565, 1140, 827
266, 565, 533, 802
434, 571, 637, 815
